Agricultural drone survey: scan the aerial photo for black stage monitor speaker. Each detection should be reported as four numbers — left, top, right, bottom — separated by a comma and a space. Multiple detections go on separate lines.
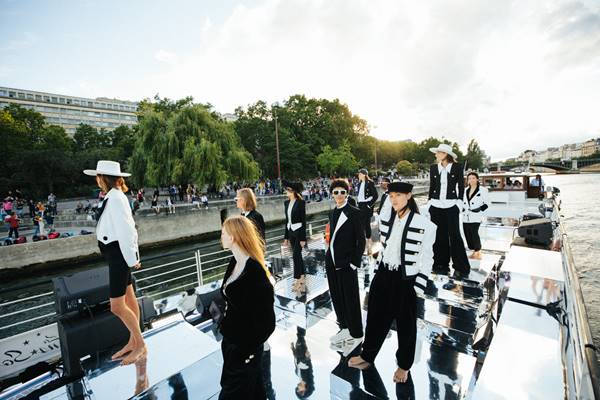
53, 267, 110, 315
518, 218, 553, 246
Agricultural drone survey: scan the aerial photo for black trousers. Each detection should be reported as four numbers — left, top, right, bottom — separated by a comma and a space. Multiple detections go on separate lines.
429, 205, 470, 274
219, 338, 266, 400
8, 228, 18, 238
361, 268, 417, 370
358, 203, 373, 239
463, 222, 482, 251
289, 231, 305, 279
326, 264, 363, 338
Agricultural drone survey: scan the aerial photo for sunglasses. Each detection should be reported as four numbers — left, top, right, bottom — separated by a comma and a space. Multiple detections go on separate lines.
332, 190, 347, 195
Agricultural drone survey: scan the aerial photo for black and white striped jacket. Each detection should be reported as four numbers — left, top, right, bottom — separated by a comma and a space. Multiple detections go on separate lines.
378, 210, 437, 296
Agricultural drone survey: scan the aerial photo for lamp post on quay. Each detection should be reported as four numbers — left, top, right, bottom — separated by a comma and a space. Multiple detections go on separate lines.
272, 102, 282, 191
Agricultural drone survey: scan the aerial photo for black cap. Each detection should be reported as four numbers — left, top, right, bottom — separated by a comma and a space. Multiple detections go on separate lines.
283, 180, 304, 193
381, 177, 391, 183
388, 181, 413, 193
358, 168, 368, 175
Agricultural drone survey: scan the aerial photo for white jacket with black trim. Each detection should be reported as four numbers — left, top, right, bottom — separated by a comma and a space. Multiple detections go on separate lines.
378, 210, 437, 296
462, 185, 489, 224
96, 188, 140, 267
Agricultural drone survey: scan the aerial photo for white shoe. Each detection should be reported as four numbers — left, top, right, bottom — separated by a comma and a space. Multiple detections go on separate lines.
329, 328, 350, 344
342, 336, 363, 357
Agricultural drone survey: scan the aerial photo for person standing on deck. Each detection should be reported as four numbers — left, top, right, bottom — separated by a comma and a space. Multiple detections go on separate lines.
348, 181, 436, 384
326, 179, 366, 356
83, 160, 146, 366
356, 169, 378, 255
283, 181, 307, 293
426, 144, 470, 279
462, 172, 489, 260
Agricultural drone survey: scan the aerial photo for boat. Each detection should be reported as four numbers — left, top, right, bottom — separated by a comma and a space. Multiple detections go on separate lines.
1, 173, 598, 399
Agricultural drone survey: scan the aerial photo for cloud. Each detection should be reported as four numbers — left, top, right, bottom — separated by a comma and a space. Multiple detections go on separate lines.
82, 0, 600, 160
154, 49, 179, 65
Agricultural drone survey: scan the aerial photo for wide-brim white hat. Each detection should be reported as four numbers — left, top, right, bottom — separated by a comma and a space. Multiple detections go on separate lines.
83, 160, 131, 177
429, 143, 458, 160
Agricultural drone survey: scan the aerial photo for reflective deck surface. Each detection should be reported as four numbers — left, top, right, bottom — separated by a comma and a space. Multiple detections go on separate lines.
33, 219, 571, 400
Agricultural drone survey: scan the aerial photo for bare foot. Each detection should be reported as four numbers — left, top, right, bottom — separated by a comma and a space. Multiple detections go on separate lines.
472, 251, 482, 260
393, 368, 409, 383
348, 355, 371, 369
121, 345, 147, 366
112, 339, 135, 360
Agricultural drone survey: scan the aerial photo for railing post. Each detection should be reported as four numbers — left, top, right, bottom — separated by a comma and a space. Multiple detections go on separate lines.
195, 250, 204, 286
308, 223, 313, 237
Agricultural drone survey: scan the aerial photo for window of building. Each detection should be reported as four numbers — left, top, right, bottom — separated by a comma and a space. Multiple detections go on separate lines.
26, 93, 34, 100
18, 92, 25, 99
35, 94, 42, 101
59, 98, 66, 104
9, 91, 16, 98
88, 101, 93, 107
44, 96, 50, 102
0, 89, 7, 96
51, 97, 58, 103
66, 99, 72, 104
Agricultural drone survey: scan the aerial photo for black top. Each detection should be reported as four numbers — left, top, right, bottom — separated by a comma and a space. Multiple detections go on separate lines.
326, 203, 365, 268
220, 257, 275, 356
284, 199, 307, 241
428, 163, 465, 201
244, 209, 266, 242
357, 180, 379, 208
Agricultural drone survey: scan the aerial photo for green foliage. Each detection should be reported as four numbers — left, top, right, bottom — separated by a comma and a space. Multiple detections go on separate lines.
316, 141, 359, 176
132, 102, 259, 188
395, 160, 415, 176
465, 139, 486, 170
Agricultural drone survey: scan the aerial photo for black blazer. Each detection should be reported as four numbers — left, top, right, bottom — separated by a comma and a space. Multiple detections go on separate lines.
326, 203, 365, 269
245, 209, 266, 242
220, 257, 275, 356
284, 199, 307, 241
428, 163, 465, 201
357, 180, 378, 208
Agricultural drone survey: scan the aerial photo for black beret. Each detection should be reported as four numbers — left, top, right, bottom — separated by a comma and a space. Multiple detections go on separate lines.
388, 181, 413, 193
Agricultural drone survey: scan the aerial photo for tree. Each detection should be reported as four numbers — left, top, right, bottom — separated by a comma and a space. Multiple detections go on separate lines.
132, 101, 259, 188
316, 141, 359, 176
396, 160, 415, 176
465, 139, 485, 170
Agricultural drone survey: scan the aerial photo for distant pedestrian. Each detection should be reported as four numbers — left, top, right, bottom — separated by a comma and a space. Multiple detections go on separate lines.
5, 211, 20, 239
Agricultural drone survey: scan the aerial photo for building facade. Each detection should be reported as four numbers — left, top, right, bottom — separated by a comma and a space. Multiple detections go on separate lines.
0, 86, 138, 135
581, 138, 600, 157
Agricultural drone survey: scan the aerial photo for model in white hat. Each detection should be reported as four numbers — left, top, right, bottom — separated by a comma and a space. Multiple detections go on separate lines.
84, 160, 147, 367
426, 145, 470, 279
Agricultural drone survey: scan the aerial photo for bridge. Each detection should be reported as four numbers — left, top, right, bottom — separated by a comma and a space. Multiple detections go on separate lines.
488, 158, 600, 172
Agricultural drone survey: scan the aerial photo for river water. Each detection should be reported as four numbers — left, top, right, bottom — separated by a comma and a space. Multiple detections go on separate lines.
544, 173, 600, 366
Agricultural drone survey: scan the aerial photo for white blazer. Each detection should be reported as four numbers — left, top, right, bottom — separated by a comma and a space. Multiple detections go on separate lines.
96, 188, 140, 267
379, 211, 437, 296
462, 185, 489, 224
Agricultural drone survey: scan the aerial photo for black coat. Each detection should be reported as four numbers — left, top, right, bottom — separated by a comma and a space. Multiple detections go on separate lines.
245, 209, 266, 242
357, 180, 378, 208
377, 192, 388, 214
428, 163, 465, 201
326, 203, 365, 269
220, 257, 275, 356
284, 199, 307, 241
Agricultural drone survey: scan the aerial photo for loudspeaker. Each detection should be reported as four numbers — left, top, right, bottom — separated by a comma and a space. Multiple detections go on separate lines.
53, 267, 110, 315
518, 218, 553, 245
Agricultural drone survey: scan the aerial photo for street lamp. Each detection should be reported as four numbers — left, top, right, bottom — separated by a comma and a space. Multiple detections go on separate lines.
272, 103, 282, 188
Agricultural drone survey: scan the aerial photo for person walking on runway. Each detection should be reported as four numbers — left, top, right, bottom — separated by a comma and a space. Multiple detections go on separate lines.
236, 187, 266, 243
83, 160, 146, 365
426, 144, 470, 279
377, 177, 393, 247
462, 172, 489, 260
348, 181, 436, 384
219, 216, 275, 399
283, 181, 307, 292
356, 169, 378, 254
326, 179, 366, 356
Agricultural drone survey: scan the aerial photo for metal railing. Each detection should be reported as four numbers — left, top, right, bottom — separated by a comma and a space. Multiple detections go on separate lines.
0, 217, 329, 338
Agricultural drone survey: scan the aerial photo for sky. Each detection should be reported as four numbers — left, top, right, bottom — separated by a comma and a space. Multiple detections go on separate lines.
1, 0, 600, 161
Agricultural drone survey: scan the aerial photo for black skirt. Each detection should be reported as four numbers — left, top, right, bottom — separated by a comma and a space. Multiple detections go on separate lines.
98, 241, 133, 298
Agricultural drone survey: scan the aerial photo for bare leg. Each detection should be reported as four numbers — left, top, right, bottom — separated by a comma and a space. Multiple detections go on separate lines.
110, 286, 146, 364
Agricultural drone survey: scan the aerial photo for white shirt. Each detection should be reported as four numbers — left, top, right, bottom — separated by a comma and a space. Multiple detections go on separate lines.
357, 181, 372, 203
430, 163, 458, 209
382, 213, 408, 269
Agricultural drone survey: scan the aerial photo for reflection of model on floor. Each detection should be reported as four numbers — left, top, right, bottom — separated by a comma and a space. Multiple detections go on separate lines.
291, 327, 315, 399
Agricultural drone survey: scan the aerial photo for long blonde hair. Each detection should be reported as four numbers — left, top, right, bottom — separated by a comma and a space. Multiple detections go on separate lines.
237, 188, 257, 211
222, 216, 270, 279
